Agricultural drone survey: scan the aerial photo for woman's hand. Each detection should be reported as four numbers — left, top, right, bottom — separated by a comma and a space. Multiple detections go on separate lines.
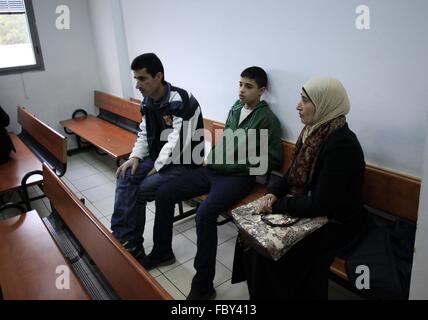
257, 194, 278, 215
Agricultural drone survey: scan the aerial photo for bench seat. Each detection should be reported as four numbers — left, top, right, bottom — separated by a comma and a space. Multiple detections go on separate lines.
0, 210, 89, 300
61, 115, 137, 159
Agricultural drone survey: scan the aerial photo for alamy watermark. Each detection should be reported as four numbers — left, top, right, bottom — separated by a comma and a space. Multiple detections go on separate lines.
159, 122, 269, 176
56, 5, 70, 30
355, 265, 370, 290
355, 5, 370, 30
55, 265, 70, 290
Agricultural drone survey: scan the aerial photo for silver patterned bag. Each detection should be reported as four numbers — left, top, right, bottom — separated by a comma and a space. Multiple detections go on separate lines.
231, 198, 328, 261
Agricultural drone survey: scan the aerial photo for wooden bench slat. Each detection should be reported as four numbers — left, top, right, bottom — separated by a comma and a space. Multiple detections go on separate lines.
0, 133, 42, 193
43, 164, 171, 300
363, 166, 420, 222
60, 115, 137, 159
95, 91, 142, 124
0, 211, 90, 300
330, 257, 348, 281
18, 107, 67, 164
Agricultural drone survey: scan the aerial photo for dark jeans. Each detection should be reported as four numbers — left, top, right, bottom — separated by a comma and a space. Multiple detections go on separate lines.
154, 167, 255, 290
111, 158, 190, 247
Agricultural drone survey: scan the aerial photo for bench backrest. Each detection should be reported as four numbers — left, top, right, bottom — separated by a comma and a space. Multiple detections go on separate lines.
95, 91, 141, 124
204, 118, 421, 223
42, 164, 171, 300
279, 141, 420, 222
18, 106, 67, 165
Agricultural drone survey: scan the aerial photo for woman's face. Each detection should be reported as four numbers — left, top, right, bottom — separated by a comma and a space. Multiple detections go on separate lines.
297, 91, 316, 125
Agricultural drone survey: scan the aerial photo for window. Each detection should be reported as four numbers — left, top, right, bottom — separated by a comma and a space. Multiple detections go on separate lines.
0, 0, 44, 75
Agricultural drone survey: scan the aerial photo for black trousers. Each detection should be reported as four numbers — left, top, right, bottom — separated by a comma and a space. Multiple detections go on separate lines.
154, 167, 255, 290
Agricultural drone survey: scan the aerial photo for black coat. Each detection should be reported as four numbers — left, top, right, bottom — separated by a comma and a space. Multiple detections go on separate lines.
0, 106, 15, 164
268, 123, 367, 230
232, 124, 369, 299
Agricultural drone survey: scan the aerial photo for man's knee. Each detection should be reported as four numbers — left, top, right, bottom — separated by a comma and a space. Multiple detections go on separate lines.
117, 168, 136, 186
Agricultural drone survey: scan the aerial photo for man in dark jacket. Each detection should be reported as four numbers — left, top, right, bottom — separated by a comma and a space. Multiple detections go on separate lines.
111, 53, 205, 260
0, 106, 15, 165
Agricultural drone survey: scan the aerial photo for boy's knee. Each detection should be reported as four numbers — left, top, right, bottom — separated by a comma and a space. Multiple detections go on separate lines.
195, 203, 218, 225
156, 183, 176, 202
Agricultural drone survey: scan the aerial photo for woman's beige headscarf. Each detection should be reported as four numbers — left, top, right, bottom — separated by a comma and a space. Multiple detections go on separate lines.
302, 77, 350, 142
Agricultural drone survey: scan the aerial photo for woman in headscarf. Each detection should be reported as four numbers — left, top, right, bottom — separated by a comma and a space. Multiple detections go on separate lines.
232, 77, 368, 299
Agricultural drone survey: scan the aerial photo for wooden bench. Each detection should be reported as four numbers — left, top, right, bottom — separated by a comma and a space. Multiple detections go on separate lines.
42, 163, 171, 300
0, 107, 67, 211
201, 118, 421, 283
60, 91, 141, 166
0, 206, 90, 300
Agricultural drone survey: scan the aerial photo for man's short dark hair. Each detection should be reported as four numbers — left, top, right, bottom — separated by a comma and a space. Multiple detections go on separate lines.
241, 66, 268, 88
131, 53, 165, 81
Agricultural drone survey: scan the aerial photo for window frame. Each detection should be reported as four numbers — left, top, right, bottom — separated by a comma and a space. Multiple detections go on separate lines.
0, 0, 45, 75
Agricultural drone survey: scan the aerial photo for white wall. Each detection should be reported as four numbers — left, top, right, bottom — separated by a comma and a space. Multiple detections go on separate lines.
88, 0, 133, 98
119, 0, 428, 178
410, 111, 428, 299
0, 0, 101, 148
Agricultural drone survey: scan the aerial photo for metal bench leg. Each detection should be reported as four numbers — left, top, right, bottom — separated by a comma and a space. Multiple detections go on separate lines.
173, 202, 198, 223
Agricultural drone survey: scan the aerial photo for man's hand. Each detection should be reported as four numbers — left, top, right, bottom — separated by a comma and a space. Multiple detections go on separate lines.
257, 194, 278, 215
146, 167, 157, 177
116, 157, 140, 178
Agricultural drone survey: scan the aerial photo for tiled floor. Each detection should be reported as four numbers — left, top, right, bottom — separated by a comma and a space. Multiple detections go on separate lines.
0, 149, 361, 300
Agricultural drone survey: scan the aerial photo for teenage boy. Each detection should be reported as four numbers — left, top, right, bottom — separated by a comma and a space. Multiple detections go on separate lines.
111, 53, 204, 260
140, 67, 282, 300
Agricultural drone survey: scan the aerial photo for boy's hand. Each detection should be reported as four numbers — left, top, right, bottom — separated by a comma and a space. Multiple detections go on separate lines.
116, 157, 139, 178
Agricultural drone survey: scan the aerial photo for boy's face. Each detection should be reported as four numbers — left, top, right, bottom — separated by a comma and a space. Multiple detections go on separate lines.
134, 68, 163, 98
239, 77, 265, 107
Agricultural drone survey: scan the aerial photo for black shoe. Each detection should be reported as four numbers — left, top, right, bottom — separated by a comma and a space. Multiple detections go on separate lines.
139, 252, 176, 270
120, 240, 145, 260
186, 287, 216, 300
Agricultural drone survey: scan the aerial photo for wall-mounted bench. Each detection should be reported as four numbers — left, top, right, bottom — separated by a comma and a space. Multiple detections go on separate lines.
60, 91, 141, 166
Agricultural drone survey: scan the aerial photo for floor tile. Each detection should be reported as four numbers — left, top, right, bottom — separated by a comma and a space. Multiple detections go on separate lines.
81, 183, 116, 203
156, 275, 186, 300
217, 222, 238, 245
216, 237, 237, 271
85, 201, 105, 220
65, 164, 100, 182
70, 172, 111, 192
157, 234, 197, 273
215, 280, 250, 300
163, 258, 231, 296
173, 216, 196, 233
92, 196, 115, 217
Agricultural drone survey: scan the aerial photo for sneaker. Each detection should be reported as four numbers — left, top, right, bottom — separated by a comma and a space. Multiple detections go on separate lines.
139, 252, 176, 270
186, 287, 216, 300
120, 240, 145, 260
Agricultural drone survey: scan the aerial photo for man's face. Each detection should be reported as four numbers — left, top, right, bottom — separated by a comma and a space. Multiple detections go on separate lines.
134, 68, 163, 98
239, 77, 265, 107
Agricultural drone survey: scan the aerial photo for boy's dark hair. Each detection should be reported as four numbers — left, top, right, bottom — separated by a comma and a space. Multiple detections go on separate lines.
131, 53, 165, 81
241, 66, 268, 88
